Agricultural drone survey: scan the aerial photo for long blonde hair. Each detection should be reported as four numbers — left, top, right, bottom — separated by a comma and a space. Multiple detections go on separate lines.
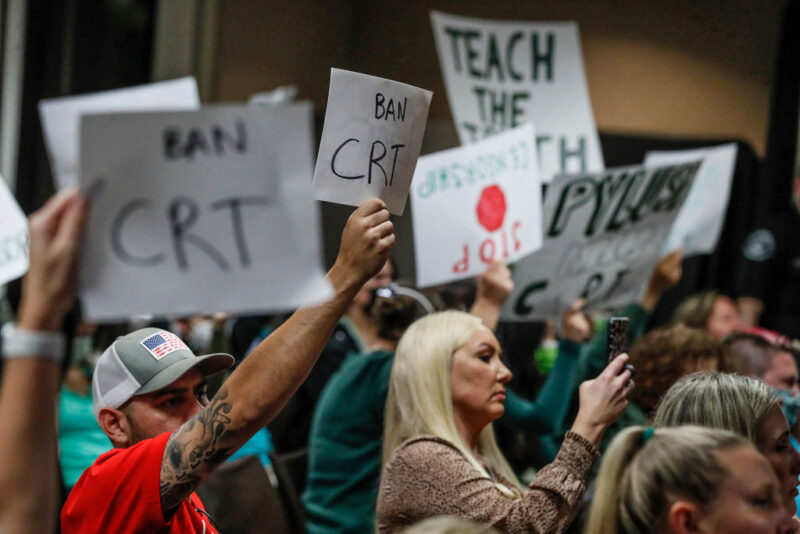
585, 425, 749, 534
382, 311, 520, 494
651, 371, 778, 442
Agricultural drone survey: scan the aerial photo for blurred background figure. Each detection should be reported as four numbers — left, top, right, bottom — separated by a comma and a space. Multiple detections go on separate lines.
672, 290, 743, 339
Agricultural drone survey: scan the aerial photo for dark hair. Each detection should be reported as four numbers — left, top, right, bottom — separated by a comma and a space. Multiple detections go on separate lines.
369, 284, 430, 342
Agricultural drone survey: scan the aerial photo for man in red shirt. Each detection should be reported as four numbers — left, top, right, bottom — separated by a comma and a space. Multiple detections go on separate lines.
61, 198, 395, 533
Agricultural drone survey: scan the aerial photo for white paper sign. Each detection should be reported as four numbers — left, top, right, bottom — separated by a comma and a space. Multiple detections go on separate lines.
79, 103, 331, 321
39, 77, 200, 190
411, 123, 543, 287
0, 176, 28, 285
313, 69, 433, 215
503, 161, 701, 321
431, 12, 603, 183
644, 143, 738, 257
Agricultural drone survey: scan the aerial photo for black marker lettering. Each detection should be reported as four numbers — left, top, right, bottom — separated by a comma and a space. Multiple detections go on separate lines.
168, 197, 230, 272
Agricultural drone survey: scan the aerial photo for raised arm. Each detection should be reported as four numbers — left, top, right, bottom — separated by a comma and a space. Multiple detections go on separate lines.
469, 260, 513, 330
0, 190, 87, 534
159, 198, 394, 516
640, 248, 682, 312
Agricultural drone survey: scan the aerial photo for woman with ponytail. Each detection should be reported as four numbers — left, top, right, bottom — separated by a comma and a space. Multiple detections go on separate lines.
586, 425, 791, 534
652, 372, 800, 521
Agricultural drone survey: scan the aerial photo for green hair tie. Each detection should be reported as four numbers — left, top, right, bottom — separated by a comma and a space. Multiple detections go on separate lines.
642, 427, 655, 443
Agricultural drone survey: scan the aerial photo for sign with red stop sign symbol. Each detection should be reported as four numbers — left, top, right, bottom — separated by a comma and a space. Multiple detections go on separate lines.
410, 123, 543, 287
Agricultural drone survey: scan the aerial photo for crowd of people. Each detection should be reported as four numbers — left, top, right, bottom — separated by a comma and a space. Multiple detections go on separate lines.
0, 178, 799, 534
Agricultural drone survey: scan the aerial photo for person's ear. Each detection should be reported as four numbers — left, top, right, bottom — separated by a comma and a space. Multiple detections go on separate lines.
97, 407, 131, 448
668, 500, 703, 533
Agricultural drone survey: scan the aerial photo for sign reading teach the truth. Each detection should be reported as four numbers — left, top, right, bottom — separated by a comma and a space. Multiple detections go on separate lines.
39, 77, 200, 190
313, 69, 433, 215
0, 176, 28, 286
644, 143, 738, 257
79, 103, 332, 322
503, 161, 701, 321
430, 11, 603, 183
411, 123, 543, 287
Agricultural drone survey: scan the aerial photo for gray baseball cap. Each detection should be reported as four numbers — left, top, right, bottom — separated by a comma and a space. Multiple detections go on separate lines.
91, 327, 234, 420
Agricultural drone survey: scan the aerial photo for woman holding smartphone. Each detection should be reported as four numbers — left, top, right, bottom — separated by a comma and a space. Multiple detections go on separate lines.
376, 310, 633, 533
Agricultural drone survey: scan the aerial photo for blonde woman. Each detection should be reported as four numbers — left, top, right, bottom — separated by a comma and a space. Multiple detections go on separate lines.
585, 425, 791, 534
652, 372, 800, 519
377, 311, 633, 533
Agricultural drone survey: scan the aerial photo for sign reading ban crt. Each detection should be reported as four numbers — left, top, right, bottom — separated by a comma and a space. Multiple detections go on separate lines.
313, 68, 433, 215
79, 105, 331, 321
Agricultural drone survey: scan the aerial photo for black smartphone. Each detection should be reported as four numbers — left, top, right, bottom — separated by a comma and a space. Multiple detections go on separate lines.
607, 317, 631, 362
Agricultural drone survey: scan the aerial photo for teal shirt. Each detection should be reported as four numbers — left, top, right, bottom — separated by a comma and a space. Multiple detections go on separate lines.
228, 427, 273, 466
303, 350, 393, 534
501, 338, 582, 435
58, 387, 112, 488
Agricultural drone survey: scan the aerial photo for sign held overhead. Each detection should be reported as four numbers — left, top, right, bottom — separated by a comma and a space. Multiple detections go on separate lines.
503, 161, 701, 321
430, 11, 603, 183
313, 68, 433, 215
79, 103, 331, 322
411, 123, 543, 287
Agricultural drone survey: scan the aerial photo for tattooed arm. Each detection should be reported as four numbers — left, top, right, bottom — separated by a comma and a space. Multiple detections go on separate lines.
159, 198, 395, 518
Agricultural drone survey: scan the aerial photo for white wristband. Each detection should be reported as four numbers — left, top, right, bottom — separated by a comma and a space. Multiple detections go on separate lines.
1, 323, 66, 361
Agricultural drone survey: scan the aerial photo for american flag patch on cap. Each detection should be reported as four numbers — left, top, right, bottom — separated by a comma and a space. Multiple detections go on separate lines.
139, 332, 189, 360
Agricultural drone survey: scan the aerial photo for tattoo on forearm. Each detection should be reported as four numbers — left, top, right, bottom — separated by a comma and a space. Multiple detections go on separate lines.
160, 388, 234, 517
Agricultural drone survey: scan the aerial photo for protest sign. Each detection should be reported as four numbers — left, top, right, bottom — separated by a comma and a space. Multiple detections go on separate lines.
411, 123, 542, 287
0, 176, 28, 286
79, 103, 332, 321
644, 143, 738, 256
430, 11, 603, 183
39, 77, 200, 190
313, 68, 433, 215
503, 161, 701, 321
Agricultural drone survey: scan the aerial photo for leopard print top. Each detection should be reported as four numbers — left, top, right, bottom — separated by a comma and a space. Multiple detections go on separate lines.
376, 431, 598, 533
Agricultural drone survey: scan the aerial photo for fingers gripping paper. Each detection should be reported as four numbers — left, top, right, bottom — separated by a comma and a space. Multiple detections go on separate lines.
430, 11, 604, 183
411, 123, 543, 287
313, 69, 433, 215
79, 103, 332, 322
503, 161, 701, 321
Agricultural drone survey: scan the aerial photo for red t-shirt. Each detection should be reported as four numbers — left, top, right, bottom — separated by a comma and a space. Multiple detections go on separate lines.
61, 431, 219, 533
